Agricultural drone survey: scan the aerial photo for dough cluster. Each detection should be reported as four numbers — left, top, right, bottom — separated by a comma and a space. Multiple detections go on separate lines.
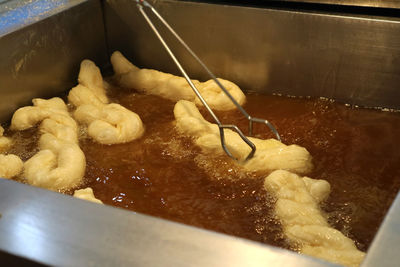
174, 100, 313, 174
264, 170, 365, 267
0, 126, 23, 179
11, 97, 85, 190
68, 60, 144, 144
111, 51, 246, 111
73, 187, 103, 204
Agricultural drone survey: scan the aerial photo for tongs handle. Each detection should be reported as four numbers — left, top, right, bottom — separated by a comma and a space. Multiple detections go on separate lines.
136, 0, 280, 161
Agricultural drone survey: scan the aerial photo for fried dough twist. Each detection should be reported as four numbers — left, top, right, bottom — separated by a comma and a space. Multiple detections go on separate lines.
68, 60, 144, 144
174, 100, 313, 174
0, 126, 23, 179
11, 97, 85, 190
264, 170, 365, 267
111, 51, 246, 111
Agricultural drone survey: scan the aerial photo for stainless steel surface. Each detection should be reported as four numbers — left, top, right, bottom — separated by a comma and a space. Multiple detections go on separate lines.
0, 0, 108, 123
137, 0, 282, 161
105, 0, 400, 110
0, 179, 337, 267
362, 193, 400, 267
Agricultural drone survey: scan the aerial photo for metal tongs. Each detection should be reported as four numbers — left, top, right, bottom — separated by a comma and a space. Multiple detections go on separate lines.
136, 0, 281, 161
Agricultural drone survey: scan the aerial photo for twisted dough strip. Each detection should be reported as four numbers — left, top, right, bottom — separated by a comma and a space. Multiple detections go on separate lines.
10, 97, 85, 190
68, 60, 144, 144
174, 100, 313, 174
73, 187, 103, 204
264, 170, 365, 267
0, 126, 23, 179
111, 51, 246, 111
0, 125, 12, 151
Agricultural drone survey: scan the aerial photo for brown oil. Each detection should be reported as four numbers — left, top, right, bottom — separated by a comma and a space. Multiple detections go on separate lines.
4, 87, 400, 252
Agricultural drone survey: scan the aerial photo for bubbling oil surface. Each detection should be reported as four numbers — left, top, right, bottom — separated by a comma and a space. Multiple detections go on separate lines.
5, 87, 400, 252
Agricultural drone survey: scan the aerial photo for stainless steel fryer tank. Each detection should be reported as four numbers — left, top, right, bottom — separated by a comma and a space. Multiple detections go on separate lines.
0, 0, 399, 266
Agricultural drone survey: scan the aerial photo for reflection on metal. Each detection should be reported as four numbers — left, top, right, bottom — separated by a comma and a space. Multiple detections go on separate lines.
0, 179, 335, 266
0, 0, 81, 36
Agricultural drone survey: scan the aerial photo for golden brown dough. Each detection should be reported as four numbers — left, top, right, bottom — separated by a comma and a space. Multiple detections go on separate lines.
264, 170, 365, 267
68, 60, 144, 144
73, 187, 103, 204
11, 98, 71, 131
11, 97, 85, 190
111, 51, 246, 111
0, 126, 23, 179
0, 126, 12, 152
0, 154, 23, 179
174, 100, 313, 174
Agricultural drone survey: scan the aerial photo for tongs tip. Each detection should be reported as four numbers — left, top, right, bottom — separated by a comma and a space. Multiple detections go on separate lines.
219, 125, 256, 162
